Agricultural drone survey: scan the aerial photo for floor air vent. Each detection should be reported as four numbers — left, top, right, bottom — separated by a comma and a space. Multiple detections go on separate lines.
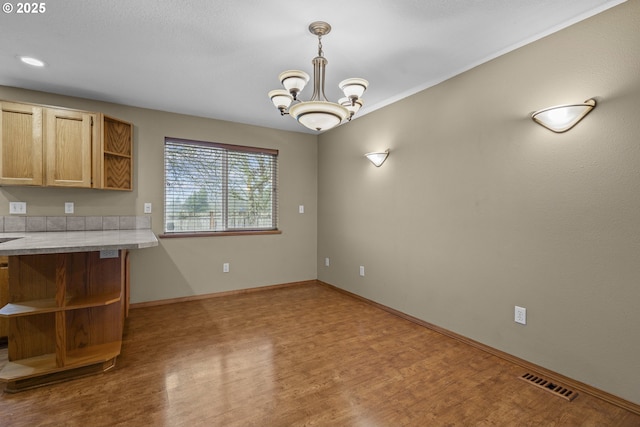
519, 373, 578, 401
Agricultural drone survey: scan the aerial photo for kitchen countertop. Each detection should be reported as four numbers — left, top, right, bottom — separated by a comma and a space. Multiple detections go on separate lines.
0, 229, 158, 255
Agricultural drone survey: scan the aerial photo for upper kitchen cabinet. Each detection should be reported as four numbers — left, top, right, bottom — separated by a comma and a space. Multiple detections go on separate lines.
94, 114, 133, 191
0, 100, 133, 191
45, 107, 95, 188
0, 101, 44, 186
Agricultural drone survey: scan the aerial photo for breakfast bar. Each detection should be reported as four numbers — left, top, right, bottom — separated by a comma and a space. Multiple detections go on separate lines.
0, 228, 157, 392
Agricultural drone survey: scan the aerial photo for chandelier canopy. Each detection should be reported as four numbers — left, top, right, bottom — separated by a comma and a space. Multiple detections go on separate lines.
268, 21, 368, 132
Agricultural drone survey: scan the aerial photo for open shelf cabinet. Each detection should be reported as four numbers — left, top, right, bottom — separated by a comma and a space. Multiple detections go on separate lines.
0, 250, 128, 391
96, 114, 133, 191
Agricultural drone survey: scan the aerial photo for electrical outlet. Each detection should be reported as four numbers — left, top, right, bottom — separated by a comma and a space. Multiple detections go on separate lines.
359, 266, 365, 277
144, 202, 152, 214
325, 257, 330, 267
223, 263, 230, 273
299, 205, 304, 214
100, 249, 119, 259
65, 202, 74, 214
515, 306, 527, 325
9, 202, 27, 214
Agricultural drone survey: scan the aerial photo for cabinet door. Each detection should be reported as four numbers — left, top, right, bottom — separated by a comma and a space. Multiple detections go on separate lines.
0, 101, 43, 186
0, 256, 8, 339
44, 108, 95, 188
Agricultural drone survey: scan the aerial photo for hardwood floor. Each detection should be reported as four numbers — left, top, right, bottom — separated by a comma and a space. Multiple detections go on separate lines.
1, 283, 638, 426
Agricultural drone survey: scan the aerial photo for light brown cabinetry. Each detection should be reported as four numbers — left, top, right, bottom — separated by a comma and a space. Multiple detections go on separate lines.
0, 101, 43, 186
0, 100, 133, 191
94, 114, 133, 191
45, 107, 95, 188
0, 250, 128, 391
0, 256, 8, 340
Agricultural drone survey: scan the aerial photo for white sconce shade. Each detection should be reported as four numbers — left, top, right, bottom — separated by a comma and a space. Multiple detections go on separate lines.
339, 78, 369, 100
365, 150, 389, 167
279, 70, 310, 99
269, 89, 293, 112
531, 98, 596, 133
339, 97, 363, 118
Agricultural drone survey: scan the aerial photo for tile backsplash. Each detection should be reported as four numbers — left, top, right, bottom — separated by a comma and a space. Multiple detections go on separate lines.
0, 216, 151, 233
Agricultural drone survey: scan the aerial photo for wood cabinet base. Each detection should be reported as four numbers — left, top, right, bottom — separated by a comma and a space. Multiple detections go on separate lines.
0, 251, 128, 391
3, 356, 117, 393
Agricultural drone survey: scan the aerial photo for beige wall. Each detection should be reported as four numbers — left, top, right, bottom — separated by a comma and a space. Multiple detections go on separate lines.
318, 1, 640, 405
1, 0, 638, 407
0, 86, 318, 303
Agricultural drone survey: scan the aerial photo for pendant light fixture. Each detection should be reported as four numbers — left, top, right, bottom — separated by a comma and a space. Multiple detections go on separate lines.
268, 21, 368, 132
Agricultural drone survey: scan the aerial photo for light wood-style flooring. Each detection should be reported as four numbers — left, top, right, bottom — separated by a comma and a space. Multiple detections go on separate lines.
1, 283, 638, 426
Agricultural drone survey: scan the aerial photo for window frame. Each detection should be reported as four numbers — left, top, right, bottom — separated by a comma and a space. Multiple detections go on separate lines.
161, 137, 281, 238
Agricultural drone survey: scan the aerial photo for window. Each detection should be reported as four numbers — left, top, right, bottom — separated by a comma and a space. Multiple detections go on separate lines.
164, 137, 278, 235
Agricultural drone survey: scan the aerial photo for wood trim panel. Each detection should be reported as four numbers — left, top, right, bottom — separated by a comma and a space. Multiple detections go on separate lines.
317, 280, 640, 416
158, 230, 282, 238
129, 280, 315, 309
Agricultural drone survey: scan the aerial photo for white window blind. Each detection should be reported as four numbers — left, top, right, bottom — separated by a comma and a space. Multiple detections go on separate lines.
164, 138, 278, 234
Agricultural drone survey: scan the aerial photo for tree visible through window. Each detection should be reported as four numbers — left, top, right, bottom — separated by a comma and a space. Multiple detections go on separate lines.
164, 138, 278, 234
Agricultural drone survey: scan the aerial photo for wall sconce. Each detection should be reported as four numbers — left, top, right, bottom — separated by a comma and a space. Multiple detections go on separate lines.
364, 150, 389, 167
531, 98, 596, 133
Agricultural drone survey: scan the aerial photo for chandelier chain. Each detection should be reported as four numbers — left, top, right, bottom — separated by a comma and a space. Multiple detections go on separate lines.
317, 35, 324, 57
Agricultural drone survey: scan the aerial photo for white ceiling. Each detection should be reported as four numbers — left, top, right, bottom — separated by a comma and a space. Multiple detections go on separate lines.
0, 0, 626, 134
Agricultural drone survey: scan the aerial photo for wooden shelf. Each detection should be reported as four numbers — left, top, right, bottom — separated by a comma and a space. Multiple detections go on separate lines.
0, 352, 56, 381
104, 150, 131, 158
0, 298, 58, 316
66, 291, 121, 310
0, 341, 121, 381
0, 291, 122, 317
66, 341, 121, 367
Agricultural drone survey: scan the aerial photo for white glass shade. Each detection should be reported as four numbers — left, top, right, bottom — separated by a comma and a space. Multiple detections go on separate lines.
268, 89, 293, 110
279, 70, 310, 95
289, 101, 349, 132
339, 97, 363, 117
531, 99, 596, 133
339, 78, 369, 99
364, 150, 389, 167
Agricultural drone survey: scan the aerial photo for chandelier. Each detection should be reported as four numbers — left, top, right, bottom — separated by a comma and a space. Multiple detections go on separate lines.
268, 21, 369, 132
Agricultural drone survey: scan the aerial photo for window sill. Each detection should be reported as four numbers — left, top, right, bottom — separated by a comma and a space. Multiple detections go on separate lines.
159, 230, 282, 239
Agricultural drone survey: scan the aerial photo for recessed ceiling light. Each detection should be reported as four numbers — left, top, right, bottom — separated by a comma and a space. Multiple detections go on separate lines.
19, 56, 46, 67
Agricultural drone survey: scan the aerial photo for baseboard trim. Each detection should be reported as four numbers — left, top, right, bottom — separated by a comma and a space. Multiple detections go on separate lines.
129, 280, 316, 309
318, 280, 640, 416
